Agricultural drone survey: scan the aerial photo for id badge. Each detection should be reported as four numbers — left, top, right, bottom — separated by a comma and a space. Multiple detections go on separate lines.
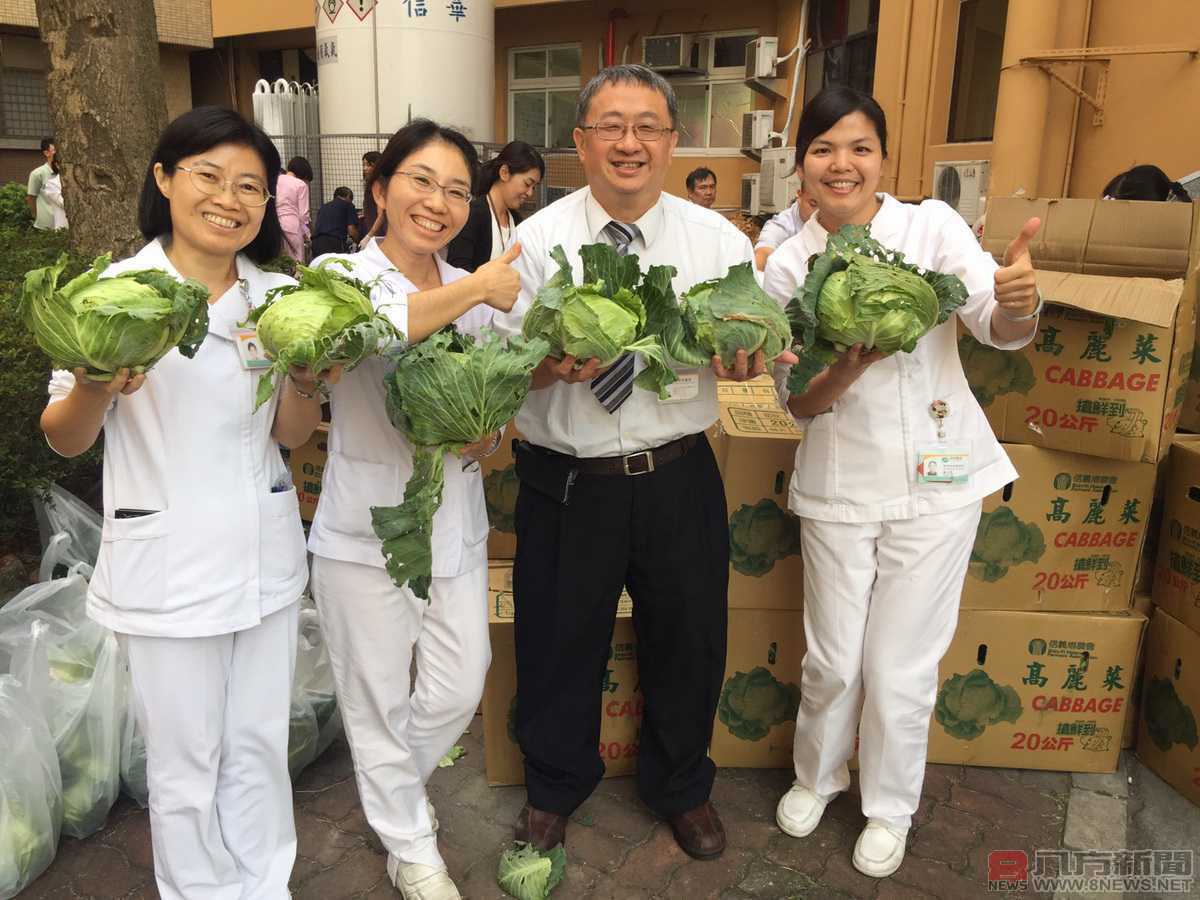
659, 370, 700, 404
232, 326, 272, 370
916, 443, 971, 485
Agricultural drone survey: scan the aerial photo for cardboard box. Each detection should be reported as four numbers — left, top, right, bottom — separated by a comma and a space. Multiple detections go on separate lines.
710, 379, 805, 611
480, 426, 522, 560
1136, 609, 1200, 807
972, 198, 1198, 464
481, 564, 641, 786
962, 444, 1156, 611
710, 608, 805, 768
290, 423, 329, 522
1153, 437, 1200, 636
1123, 591, 1156, 750
926, 608, 1146, 773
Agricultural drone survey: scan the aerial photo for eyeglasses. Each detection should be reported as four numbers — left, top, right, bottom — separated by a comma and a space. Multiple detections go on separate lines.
580, 122, 675, 142
178, 164, 272, 207
396, 170, 472, 205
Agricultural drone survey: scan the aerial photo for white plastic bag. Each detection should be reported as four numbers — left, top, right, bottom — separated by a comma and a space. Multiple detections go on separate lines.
288, 603, 342, 779
33, 485, 101, 581
0, 674, 63, 900
119, 702, 148, 809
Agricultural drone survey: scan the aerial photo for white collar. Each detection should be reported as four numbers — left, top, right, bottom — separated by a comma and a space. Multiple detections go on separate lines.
582, 188, 665, 248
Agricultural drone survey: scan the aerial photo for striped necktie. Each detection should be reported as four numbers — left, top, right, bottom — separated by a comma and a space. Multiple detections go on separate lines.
591, 220, 640, 414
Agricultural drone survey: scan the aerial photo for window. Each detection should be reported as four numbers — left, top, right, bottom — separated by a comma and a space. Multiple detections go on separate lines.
803, 0, 880, 103
508, 44, 582, 149
948, 0, 1008, 142
0, 68, 52, 139
669, 30, 757, 151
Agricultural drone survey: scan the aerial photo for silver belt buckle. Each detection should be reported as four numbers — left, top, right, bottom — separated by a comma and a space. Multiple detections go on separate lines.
622, 450, 655, 476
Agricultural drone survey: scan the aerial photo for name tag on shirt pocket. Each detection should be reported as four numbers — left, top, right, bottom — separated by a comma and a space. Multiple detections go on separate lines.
659, 370, 700, 404
916, 443, 971, 485
232, 326, 272, 370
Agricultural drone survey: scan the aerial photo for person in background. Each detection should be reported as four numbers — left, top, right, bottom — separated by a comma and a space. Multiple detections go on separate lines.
754, 181, 818, 270
685, 166, 717, 208
763, 86, 1041, 879
27, 137, 61, 231
445, 140, 544, 272
359, 150, 387, 245
1101, 164, 1191, 202
311, 186, 361, 257
276, 155, 313, 261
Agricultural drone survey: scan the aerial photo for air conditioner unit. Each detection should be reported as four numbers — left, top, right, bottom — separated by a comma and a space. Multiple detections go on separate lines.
745, 36, 779, 79
741, 110, 773, 151
759, 146, 798, 214
933, 160, 990, 224
741, 174, 760, 215
642, 34, 709, 73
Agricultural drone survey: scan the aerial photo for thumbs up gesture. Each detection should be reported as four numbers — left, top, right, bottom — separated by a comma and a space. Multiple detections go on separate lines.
475, 241, 523, 312
994, 217, 1041, 318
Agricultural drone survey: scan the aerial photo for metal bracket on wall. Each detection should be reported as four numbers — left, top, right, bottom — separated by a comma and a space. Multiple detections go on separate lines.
1019, 44, 1199, 127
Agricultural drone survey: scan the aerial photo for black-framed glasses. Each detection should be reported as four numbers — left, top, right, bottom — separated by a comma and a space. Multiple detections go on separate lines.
396, 170, 472, 205
580, 122, 675, 142
177, 164, 272, 207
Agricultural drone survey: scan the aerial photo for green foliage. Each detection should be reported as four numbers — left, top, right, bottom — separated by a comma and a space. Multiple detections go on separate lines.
718, 666, 801, 741
969, 507, 1046, 582
785, 224, 968, 394
497, 842, 566, 900
1144, 676, 1198, 752
728, 499, 802, 577
934, 669, 1023, 740
958, 333, 1036, 406
484, 464, 519, 533
437, 745, 465, 768
0, 182, 31, 230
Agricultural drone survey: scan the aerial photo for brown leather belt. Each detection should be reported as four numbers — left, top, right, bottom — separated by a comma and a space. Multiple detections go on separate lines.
567, 433, 699, 477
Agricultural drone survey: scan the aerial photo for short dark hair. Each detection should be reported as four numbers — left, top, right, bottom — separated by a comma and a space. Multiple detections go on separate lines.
686, 167, 717, 192
138, 106, 283, 264
576, 64, 677, 128
286, 156, 314, 181
1102, 164, 1190, 202
477, 141, 545, 194
368, 119, 480, 226
40, 137, 55, 152
363, 151, 382, 165
794, 86, 888, 162
334, 186, 354, 201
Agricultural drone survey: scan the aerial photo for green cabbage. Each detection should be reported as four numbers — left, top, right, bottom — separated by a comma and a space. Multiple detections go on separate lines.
785, 224, 968, 394
728, 499, 802, 577
19, 253, 209, 380
969, 507, 1046, 582
247, 257, 402, 410
521, 244, 676, 398
1144, 677, 1198, 752
371, 329, 549, 599
935, 669, 1023, 740
484, 465, 519, 534
718, 666, 801, 741
497, 843, 566, 900
958, 333, 1036, 406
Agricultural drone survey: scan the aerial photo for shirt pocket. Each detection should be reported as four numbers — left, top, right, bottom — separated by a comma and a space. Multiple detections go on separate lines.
320, 455, 401, 545
792, 410, 836, 501
259, 487, 308, 589
98, 511, 169, 614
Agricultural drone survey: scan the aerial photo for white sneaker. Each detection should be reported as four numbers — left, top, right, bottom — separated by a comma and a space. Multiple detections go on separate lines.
852, 820, 909, 878
426, 798, 439, 833
386, 858, 462, 900
775, 784, 830, 838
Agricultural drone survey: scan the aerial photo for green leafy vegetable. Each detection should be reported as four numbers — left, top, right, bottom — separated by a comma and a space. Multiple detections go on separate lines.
935, 669, 1023, 740
484, 464, 519, 533
1144, 677, 1198, 752
497, 842, 566, 900
18, 253, 209, 380
521, 244, 676, 398
247, 257, 402, 409
958, 334, 1036, 406
969, 507, 1046, 582
371, 329, 548, 599
785, 224, 967, 394
437, 745, 465, 768
729, 499, 802, 577
718, 666, 801, 741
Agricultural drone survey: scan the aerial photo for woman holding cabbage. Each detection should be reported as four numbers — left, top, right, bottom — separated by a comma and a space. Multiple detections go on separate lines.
305, 119, 522, 900
37, 107, 328, 899
762, 87, 1042, 879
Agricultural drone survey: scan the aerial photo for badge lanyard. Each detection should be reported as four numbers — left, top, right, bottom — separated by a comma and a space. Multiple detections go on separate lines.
231, 279, 272, 370
488, 194, 512, 252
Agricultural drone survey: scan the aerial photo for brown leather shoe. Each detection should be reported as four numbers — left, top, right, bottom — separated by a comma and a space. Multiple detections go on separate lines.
514, 804, 568, 851
668, 801, 726, 860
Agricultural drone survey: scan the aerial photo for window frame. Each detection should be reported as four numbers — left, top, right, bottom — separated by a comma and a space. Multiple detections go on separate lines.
0, 65, 53, 142
507, 42, 583, 149
664, 28, 759, 157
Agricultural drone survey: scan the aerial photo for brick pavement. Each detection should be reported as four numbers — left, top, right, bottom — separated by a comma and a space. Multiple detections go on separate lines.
21, 717, 1068, 899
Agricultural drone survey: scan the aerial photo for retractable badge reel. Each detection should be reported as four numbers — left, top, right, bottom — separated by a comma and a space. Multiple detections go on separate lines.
916, 399, 970, 484
232, 280, 272, 371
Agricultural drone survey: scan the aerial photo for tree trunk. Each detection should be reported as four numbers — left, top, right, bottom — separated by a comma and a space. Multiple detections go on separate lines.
34, 0, 168, 260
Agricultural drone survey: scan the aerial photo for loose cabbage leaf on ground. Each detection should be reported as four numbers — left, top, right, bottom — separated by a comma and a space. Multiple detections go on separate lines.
784, 224, 968, 395
497, 842, 566, 900
19, 253, 210, 380
371, 329, 548, 599
969, 507, 1046, 582
521, 244, 676, 398
718, 666, 801, 741
247, 257, 402, 409
935, 669, 1023, 740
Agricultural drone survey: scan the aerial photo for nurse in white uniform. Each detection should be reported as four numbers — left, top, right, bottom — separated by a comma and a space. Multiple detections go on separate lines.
40, 107, 331, 899
762, 87, 1042, 879
306, 119, 522, 900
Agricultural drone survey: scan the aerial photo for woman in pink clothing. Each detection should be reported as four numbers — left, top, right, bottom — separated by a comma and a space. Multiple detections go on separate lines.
276, 156, 312, 261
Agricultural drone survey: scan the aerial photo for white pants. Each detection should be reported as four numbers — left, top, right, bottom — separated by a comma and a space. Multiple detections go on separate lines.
311, 556, 490, 868
793, 502, 982, 829
120, 602, 300, 900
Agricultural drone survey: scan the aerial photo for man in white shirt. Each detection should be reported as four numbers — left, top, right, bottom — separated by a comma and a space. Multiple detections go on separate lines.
494, 64, 783, 862
753, 180, 818, 271
26, 137, 59, 231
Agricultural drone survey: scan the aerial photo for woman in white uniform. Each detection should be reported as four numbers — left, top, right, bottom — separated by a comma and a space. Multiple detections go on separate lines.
762, 87, 1042, 878
40, 107, 331, 899
306, 119, 522, 900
